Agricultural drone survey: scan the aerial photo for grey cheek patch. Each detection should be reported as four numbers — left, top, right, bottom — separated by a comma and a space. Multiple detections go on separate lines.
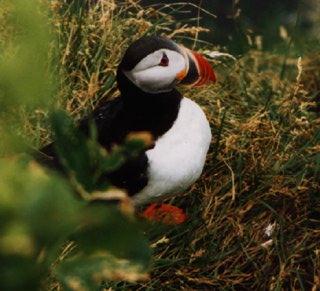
122, 69, 172, 94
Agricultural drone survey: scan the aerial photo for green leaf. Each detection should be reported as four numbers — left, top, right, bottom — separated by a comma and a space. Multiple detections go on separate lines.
0, 158, 82, 288
55, 205, 151, 288
0, 158, 82, 246
0, 255, 45, 291
56, 253, 149, 290
50, 109, 102, 191
55, 205, 151, 290
73, 205, 151, 265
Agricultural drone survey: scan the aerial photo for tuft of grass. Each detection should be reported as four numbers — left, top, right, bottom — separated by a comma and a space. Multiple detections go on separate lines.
8, 0, 320, 289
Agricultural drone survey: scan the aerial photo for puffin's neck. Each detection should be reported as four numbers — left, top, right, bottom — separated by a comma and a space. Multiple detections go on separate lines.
117, 70, 183, 138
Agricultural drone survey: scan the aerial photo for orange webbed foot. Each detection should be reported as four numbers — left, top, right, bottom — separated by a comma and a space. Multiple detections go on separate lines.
141, 203, 187, 225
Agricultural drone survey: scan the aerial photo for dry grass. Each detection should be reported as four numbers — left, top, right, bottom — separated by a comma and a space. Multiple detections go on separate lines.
27, 0, 320, 289
138, 52, 320, 290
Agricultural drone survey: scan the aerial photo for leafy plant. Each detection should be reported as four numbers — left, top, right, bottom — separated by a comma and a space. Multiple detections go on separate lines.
0, 1, 151, 290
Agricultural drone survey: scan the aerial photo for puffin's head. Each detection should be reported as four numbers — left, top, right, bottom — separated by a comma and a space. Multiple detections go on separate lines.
118, 36, 216, 94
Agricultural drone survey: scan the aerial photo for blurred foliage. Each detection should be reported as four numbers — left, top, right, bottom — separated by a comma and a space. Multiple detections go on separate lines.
0, 0, 53, 111
0, 159, 81, 289
55, 205, 151, 289
0, 1, 151, 290
0, 0, 54, 154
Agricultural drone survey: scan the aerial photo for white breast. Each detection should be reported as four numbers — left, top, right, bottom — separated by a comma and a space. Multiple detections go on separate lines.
133, 97, 212, 205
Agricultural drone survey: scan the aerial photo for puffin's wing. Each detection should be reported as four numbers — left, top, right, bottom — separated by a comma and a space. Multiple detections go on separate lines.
78, 97, 124, 144
36, 97, 149, 196
79, 97, 150, 195
37, 97, 124, 169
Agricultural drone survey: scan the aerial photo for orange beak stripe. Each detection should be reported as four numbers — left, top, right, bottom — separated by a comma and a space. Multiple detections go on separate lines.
176, 68, 188, 81
192, 51, 216, 86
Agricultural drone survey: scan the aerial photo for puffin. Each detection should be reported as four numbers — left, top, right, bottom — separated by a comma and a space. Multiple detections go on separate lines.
39, 35, 216, 212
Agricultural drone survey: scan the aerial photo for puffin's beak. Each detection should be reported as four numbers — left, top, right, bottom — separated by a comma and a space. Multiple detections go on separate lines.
176, 47, 216, 87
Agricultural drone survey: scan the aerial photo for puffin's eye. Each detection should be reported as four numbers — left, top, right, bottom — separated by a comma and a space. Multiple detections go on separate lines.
159, 53, 169, 67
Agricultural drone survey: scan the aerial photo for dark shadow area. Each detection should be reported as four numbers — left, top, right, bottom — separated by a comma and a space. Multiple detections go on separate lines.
140, 0, 319, 54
